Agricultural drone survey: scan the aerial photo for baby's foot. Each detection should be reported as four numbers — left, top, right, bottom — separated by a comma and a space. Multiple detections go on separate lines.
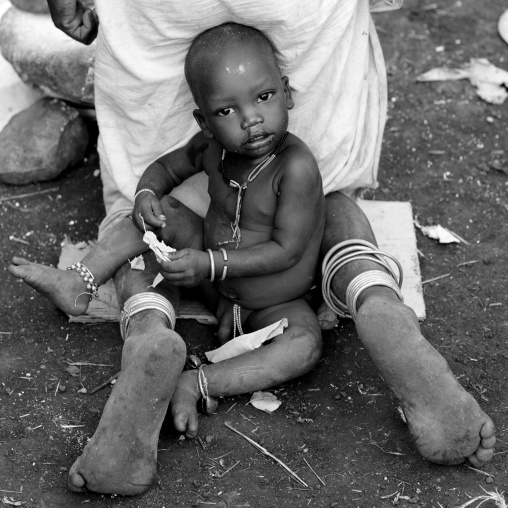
8, 257, 92, 315
170, 370, 200, 439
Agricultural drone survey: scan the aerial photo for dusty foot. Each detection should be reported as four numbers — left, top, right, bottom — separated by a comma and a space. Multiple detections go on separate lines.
170, 370, 200, 439
8, 257, 91, 315
356, 291, 496, 467
68, 314, 186, 495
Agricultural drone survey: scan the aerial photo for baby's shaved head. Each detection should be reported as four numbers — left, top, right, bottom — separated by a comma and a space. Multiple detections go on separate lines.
185, 22, 280, 103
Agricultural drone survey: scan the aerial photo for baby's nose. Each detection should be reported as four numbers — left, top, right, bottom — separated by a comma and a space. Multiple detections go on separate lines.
241, 109, 263, 130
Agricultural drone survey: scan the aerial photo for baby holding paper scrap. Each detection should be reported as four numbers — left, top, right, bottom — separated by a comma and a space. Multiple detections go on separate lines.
9, 23, 325, 430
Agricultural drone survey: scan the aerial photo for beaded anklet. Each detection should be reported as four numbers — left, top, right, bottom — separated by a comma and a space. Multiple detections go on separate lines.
67, 262, 99, 300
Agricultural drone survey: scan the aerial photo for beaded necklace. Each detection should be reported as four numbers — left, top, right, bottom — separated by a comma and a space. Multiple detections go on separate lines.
218, 131, 289, 248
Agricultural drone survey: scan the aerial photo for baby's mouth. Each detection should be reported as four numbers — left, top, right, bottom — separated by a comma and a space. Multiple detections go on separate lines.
245, 132, 271, 144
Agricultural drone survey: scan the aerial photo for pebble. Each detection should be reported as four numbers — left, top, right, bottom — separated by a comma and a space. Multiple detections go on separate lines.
58, 384, 67, 392
485, 476, 494, 484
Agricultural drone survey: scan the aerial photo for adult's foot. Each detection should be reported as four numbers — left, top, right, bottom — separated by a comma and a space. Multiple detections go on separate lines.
170, 370, 200, 439
355, 291, 496, 466
68, 314, 186, 495
8, 257, 91, 315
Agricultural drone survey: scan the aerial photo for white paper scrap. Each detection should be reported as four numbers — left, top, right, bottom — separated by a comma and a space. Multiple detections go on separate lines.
143, 231, 175, 262
150, 273, 165, 288
249, 391, 282, 414
205, 318, 288, 363
130, 255, 145, 271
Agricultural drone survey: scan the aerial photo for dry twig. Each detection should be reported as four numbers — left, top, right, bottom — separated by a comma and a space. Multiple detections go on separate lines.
224, 422, 308, 487
88, 371, 120, 394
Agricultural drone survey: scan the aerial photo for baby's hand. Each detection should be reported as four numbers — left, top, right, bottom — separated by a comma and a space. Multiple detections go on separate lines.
158, 249, 210, 287
133, 190, 166, 231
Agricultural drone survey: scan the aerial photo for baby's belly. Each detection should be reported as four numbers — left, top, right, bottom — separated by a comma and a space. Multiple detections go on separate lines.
217, 266, 316, 310
206, 221, 316, 309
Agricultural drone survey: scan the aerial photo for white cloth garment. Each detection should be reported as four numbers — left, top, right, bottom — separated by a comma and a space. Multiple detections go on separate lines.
93, 0, 389, 236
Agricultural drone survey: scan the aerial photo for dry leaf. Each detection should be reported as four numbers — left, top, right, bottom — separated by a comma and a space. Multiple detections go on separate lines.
417, 58, 508, 104
65, 365, 80, 377
420, 225, 460, 244
249, 391, 282, 413
1, 499, 25, 506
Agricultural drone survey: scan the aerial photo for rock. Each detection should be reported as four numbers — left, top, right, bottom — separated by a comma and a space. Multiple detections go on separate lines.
0, 6, 95, 106
0, 98, 89, 185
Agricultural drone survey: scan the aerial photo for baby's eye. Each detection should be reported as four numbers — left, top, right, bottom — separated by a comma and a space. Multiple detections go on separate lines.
217, 107, 235, 117
258, 92, 274, 102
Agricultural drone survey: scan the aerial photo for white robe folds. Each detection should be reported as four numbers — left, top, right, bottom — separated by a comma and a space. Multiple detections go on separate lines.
93, 0, 389, 235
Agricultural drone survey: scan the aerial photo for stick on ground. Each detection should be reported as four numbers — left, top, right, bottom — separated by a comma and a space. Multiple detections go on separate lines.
224, 422, 308, 487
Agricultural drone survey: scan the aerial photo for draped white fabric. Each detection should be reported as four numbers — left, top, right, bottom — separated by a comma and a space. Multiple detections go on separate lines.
94, 0, 388, 230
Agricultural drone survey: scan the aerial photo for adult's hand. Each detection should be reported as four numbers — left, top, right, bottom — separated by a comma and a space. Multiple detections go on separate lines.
47, 0, 98, 45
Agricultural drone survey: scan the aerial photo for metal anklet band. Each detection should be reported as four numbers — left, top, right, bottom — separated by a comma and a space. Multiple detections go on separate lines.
321, 239, 403, 320
346, 270, 404, 321
197, 365, 218, 415
67, 262, 99, 299
120, 292, 176, 340
134, 188, 156, 201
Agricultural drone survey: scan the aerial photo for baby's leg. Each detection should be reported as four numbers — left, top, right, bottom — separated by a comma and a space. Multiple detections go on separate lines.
322, 192, 495, 466
8, 217, 147, 315
171, 299, 322, 438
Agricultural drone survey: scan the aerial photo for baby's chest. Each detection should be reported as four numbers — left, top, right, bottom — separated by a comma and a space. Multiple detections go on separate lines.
208, 172, 278, 226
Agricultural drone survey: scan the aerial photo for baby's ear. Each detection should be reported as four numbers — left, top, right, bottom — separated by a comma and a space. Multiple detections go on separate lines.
281, 76, 294, 110
193, 110, 214, 139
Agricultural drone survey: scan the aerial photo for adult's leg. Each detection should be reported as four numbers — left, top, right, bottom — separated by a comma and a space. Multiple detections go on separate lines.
8, 217, 147, 316
68, 197, 205, 495
322, 192, 495, 466
171, 298, 322, 438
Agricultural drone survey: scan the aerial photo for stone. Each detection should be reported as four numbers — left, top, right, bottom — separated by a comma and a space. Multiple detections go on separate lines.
0, 6, 95, 106
0, 98, 89, 185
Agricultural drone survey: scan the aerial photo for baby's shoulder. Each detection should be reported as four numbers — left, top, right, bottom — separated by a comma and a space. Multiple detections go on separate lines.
187, 132, 221, 172
278, 133, 320, 176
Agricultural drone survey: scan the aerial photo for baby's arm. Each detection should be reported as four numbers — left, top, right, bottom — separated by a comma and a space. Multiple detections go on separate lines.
226, 147, 324, 275
132, 133, 210, 231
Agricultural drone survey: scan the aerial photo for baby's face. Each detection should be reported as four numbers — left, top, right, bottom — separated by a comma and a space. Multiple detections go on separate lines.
194, 41, 293, 160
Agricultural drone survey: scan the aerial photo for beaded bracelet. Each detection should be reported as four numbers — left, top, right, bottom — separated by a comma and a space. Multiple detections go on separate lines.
219, 248, 228, 281
67, 262, 99, 299
206, 248, 215, 282
134, 188, 156, 201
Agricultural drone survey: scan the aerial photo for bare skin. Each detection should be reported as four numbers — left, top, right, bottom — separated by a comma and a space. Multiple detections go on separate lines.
171, 299, 322, 439
322, 192, 495, 467
8, 190, 323, 495
66, 255, 186, 495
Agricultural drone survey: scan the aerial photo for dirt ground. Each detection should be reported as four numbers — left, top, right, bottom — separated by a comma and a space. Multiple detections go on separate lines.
1, 1, 508, 507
